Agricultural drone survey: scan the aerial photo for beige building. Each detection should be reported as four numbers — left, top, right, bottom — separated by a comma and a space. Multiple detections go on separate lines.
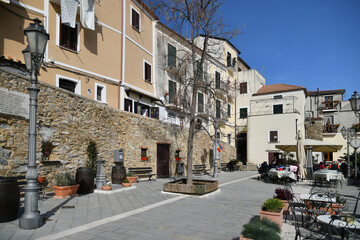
0, 0, 158, 113
247, 84, 307, 165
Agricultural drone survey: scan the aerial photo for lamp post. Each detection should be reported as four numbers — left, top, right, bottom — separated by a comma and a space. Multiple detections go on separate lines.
349, 91, 360, 184
341, 127, 355, 178
19, 18, 49, 229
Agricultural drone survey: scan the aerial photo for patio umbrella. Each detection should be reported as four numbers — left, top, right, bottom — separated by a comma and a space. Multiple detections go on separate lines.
296, 130, 307, 180
275, 138, 342, 152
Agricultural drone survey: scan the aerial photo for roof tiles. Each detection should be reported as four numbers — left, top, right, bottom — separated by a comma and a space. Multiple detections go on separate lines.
253, 83, 307, 96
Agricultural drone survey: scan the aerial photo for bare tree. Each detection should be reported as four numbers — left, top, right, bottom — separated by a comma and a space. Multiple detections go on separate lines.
149, 0, 238, 185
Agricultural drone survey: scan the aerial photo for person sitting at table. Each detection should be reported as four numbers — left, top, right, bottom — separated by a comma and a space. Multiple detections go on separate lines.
330, 162, 340, 171
269, 159, 276, 169
319, 162, 326, 169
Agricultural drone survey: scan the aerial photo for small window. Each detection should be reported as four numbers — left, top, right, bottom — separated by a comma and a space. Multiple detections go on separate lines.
168, 44, 176, 67
274, 95, 282, 99
198, 92, 204, 113
227, 52, 232, 67
269, 130, 279, 143
196, 60, 203, 81
227, 133, 232, 144
169, 80, 176, 104
227, 103, 231, 117
59, 19, 79, 51
95, 83, 106, 103
168, 111, 176, 118
216, 100, 221, 118
144, 61, 152, 82
215, 71, 221, 89
273, 104, 283, 114
134, 102, 150, 117
240, 82, 247, 94
239, 107, 247, 118
131, 7, 140, 31
59, 79, 77, 93
125, 98, 133, 112
216, 131, 221, 140
141, 148, 148, 158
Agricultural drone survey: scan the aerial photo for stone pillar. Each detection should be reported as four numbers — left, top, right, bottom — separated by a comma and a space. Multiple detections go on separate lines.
96, 157, 106, 189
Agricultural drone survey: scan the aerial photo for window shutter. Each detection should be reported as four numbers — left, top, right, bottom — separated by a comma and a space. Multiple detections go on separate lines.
269, 131, 278, 142
169, 80, 176, 104
168, 44, 176, 67
215, 71, 220, 89
216, 100, 221, 118
240, 82, 247, 94
198, 92, 203, 112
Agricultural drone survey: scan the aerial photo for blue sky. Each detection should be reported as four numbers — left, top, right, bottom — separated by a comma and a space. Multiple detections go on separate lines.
220, 0, 360, 99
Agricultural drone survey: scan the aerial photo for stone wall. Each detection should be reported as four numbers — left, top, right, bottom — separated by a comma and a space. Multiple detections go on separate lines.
305, 117, 323, 140
0, 68, 235, 185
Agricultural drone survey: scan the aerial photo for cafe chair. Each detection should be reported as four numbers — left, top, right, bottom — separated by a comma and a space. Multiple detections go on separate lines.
290, 205, 327, 240
306, 192, 333, 230
327, 214, 359, 240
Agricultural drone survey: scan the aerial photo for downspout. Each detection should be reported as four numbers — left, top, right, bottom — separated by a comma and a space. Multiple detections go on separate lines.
119, 0, 126, 110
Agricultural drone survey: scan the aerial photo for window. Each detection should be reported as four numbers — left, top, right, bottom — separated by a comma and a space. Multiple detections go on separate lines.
239, 107, 247, 118
168, 111, 176, 118
195, 118, 202, 130
169, 80, 176, 104
324, 96, 334, 109
274, 95, 282, 99
215, 71, 221, 89
227, 52, 232, 67
216, 131, 221, 140
269, 130, 279, 143
134, 102, 150, 117
198, 92, 204, 112
273, 104, 283, 114
216, 100, 221, 118
240, 82, 247, 94
56, 75, 80, 94
144, 61, 152, 82
125, 98, 133, 112
196, 60, 203, 80
131, 7, 140, 31
95, 83, 106, 103
168, 44, 176, 67
59, 18, 79, 52
228, 134, 232, 144
227, 103, 231, 117
141, 148, 148, 158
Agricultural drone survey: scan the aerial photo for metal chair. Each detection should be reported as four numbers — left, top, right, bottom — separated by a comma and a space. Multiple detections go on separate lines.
306, 192, 333, 230
327, 214, 359, 240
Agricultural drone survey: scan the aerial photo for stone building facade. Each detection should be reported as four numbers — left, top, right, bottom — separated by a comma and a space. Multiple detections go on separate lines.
0, 68, 235, 185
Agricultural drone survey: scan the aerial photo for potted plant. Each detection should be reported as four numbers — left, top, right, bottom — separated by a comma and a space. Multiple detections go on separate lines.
274, 188, 292, 213
76, 140, 97, 194
102, 182, 112, 191
122, 178, 131, 187
53, 172, 79, 199
240, 218, 281, 240
126, 172, 138, 184
260, 198, 284, 227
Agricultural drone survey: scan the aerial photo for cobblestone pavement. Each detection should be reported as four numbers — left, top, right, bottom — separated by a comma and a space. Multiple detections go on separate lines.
1, 171, 359, 240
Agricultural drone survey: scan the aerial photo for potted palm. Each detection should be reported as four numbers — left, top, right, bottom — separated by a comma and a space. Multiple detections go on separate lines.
260, 198, 284, 227
240, 218, 281, 240
53, 172, 79, 199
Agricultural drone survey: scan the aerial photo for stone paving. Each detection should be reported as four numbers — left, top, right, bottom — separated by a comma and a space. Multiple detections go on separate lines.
1, 171, 359, 240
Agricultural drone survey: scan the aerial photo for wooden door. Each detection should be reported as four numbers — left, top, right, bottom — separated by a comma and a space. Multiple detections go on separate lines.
157, 144, 170, 178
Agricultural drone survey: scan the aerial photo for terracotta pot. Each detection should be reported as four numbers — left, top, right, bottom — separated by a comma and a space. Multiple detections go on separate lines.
102, 185, 112, 191
260, 208, 283, 227
127, 176, 138, 184
37, 176, 45, 183
280, 199, 290, 213
240, 235, 253, 240
53, 184, 79, 199
122, 182, 131, 187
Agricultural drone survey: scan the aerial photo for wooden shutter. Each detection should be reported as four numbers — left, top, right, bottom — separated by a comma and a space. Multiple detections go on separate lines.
215, 71, 220, 89
198, 92, 203, 112
269, 131, 278, 142
240, 82, 247, 94
169, 80, 176, 103
168, 44, 176, 67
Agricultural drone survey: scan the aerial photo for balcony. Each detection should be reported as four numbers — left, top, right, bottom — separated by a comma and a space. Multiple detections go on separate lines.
323, 124, 340, 133
226, 57, 237, 72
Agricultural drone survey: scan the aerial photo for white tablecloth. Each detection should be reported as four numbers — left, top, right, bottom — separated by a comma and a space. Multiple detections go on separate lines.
317, 215, 360, 228
299, 193, 335, 202
268, 168, 297, 180
314, 170, 345, 181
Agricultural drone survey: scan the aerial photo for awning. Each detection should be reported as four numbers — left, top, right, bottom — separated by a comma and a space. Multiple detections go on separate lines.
275, 138, 343, 152
124, 87, 161, 102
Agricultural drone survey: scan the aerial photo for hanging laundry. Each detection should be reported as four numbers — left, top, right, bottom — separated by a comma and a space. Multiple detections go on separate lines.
80, 0, 95, 30
60, 0, 78, 28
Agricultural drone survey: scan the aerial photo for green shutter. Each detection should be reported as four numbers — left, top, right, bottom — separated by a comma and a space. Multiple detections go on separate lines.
168, 44, 176, 67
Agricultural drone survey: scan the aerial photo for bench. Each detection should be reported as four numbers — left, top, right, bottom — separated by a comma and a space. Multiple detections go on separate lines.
193, 164, 206, 175
128, 167, 156, 181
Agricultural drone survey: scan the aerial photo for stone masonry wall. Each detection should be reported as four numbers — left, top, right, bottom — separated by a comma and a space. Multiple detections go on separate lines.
0, 68, 235, 185
305, 118, 324, 141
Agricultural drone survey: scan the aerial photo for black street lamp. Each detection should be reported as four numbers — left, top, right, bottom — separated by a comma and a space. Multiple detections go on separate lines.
19, 18, 49, 230
350, 91, 360, 118
341, 127, 355, 178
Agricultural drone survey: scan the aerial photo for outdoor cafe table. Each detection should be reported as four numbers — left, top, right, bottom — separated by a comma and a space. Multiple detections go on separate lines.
317, 215, 360, 239
299, 193, 335, 203
313, 169, 345, 182
268, 168, 297, 181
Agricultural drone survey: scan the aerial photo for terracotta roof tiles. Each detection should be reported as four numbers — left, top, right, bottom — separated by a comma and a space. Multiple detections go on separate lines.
253, 84, 307, 96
